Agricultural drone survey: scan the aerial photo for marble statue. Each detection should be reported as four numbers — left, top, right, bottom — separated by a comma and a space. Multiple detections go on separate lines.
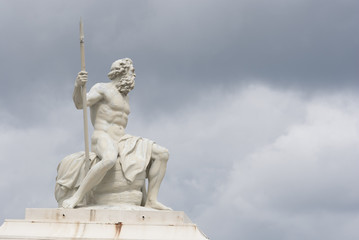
55, 58, 171, 210
0, 22, 210, 240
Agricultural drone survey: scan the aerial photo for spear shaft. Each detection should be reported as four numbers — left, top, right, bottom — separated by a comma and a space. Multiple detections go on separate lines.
80, 19, 90, 167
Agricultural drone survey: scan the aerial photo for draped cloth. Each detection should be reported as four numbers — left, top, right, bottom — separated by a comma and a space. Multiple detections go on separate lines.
56, 151, 97, 190
118, 134, 153, 183
56, 134, 153, 190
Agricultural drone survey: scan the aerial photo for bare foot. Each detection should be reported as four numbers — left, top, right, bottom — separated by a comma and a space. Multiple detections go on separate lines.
62, 196, 80, 209
145, 200, 172, 210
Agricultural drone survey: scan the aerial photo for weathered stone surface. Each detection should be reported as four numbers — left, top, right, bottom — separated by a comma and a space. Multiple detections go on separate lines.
0, 208, 209, 239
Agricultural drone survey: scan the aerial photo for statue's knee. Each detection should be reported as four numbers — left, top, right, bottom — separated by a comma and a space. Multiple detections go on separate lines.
159, 148, 169, 162
100, 156, 117, 169
152, 144, 169, 162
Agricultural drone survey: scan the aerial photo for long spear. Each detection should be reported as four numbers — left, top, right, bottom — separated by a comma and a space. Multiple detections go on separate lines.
80, 19, 90, 168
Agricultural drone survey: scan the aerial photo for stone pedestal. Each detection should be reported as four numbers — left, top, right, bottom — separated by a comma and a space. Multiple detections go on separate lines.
0, 208, 208, 239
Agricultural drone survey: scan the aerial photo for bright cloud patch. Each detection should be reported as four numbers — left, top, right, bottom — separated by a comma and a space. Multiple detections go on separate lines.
190, 86, 359, 240
130, 84, 359, 240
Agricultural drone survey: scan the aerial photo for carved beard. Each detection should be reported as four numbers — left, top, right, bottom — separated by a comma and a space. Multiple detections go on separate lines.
114, 74, 135, 95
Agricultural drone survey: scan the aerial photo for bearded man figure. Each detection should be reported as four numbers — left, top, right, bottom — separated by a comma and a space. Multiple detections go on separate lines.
61, 58, 171, 210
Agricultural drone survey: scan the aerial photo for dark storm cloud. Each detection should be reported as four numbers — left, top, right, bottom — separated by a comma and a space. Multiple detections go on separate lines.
96, 0, 359, 88
1, 0, 358, 121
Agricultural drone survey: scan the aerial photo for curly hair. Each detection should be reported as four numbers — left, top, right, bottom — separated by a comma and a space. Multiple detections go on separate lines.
107, 58, 133, 80
108, 58, 135, 95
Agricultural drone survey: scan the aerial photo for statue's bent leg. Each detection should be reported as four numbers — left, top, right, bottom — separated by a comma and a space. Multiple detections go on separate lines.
145, 144, 172, 210
62, 135, 118, 208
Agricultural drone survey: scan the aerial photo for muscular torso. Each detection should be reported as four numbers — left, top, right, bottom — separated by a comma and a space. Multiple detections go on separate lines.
85, 82, 145, 200
89, 82, 130, 142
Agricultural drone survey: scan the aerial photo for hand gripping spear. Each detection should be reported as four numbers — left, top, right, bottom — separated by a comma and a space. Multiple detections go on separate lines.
79, 19, 90, 169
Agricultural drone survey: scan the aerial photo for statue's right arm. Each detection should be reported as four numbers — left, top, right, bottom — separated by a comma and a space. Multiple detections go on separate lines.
73, 72, 103, 109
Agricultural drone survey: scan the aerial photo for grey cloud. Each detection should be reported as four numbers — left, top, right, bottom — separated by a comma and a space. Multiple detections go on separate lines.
127, 84, 309, 213
1, 1, 359, 239
128, 84, 359, 239
1, 0, 358, 121
191, 87, 359, 239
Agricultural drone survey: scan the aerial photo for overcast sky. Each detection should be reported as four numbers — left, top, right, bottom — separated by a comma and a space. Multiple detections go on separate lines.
0, 0, 359, 239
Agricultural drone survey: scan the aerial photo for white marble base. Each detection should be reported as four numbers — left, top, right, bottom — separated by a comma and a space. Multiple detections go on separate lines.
0, 207, 208, 239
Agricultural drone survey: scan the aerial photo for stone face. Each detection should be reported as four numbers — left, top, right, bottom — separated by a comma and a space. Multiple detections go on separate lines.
0, 208, 209, 239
